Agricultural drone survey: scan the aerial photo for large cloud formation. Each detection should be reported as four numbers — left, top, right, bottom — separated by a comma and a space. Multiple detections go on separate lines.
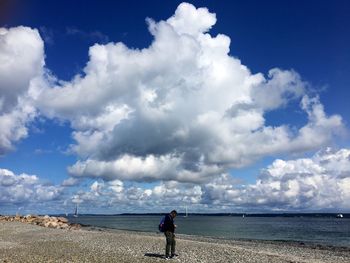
71, 148, 350, 212
35, 3, 342, 183
0, 26, 45, 155
0, 3, 347, 212
1, 148, 348, 213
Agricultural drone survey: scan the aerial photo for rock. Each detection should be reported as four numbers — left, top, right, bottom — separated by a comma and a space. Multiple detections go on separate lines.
26, 217, 36, 223
60, 223, 69, 229
32, 218, 43, 225
49, 221, 59, 228
0, 215, 81, 231
69, 223, 81, 230
57, 217, 69, 223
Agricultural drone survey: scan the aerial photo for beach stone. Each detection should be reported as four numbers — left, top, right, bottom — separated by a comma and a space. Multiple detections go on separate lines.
60, 223, 69, 229
57, 217, 69, 223
33, 218, 43, 224
69, 223, 81, 230
26, 217, 36, 223
49, 221, 59, 228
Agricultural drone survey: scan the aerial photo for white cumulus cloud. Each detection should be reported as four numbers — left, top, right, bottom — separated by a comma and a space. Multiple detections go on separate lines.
0, 26, 45, 155
68, 148, 350, 212
0, 168, 62, 204
215, 148, 350, 211
35, 3, 343, 183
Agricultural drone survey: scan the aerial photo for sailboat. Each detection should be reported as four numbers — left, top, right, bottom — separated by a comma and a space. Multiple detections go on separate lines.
73, 204, 78, 217
184, 205, 188, 218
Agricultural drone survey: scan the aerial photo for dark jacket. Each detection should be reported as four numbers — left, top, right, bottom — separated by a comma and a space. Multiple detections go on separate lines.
163, 214, 175, 233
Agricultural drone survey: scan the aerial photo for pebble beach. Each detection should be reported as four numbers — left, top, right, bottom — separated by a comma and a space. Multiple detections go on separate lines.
1, 221, 349, 263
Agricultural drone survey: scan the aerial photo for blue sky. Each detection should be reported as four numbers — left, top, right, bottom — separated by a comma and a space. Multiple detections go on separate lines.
0, 0, 349, 214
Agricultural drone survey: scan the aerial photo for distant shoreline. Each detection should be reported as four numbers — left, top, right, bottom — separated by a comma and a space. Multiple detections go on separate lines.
59, 212, 350, 218
3, 213, 348, 218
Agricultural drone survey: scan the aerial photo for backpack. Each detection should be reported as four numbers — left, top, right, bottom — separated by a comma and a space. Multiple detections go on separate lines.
158, 215, 166, 232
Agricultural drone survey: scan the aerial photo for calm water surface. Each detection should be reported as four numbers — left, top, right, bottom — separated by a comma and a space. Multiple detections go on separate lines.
69, 215, 350, 247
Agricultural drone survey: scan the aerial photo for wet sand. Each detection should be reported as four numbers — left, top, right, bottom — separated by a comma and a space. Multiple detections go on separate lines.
1, 221, 349, 262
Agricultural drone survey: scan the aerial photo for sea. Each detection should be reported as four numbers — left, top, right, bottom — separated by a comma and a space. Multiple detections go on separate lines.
68, 214, 350, 247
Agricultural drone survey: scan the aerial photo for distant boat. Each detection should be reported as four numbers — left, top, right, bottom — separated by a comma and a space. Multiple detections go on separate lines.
73, 204, 78, 217
336, 214, 343, 218
184, 206, 188, 218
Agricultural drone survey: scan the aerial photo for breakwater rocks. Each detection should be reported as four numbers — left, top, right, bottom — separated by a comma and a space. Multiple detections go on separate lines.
0, 215, 81, 230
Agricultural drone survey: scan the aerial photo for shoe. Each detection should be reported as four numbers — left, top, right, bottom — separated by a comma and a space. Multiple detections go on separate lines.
170, 253, 178, 258
165, 256, 171, 260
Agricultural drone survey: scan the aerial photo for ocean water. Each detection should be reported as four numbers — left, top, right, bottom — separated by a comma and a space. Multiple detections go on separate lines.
68, 215, 350, 247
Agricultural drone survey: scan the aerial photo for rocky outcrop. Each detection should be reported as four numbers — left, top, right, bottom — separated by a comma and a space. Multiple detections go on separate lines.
0, 215, 81, 230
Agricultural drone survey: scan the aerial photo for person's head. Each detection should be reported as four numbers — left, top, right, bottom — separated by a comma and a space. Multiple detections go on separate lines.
170, 210, 177, 218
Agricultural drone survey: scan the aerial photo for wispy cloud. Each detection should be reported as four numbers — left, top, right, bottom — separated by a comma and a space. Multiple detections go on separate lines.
34, 148, 53, 155
66, 26, 109, 43
39, 26, 54, 45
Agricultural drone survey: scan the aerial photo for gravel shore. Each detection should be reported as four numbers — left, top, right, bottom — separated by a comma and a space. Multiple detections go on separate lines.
1, 221, 349, 263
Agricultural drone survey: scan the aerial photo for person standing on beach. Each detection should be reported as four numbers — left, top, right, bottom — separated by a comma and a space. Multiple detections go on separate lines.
163, 210, 178, 259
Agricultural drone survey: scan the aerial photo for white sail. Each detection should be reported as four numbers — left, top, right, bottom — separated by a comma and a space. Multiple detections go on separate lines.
73, 204, 78, 217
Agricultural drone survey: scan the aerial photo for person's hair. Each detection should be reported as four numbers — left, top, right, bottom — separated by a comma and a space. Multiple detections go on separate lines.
170, 210, 178, 215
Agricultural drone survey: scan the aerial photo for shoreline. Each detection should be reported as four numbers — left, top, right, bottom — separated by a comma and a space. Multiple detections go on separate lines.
85, 224, 350, 252
1, 221, 349, 262
83, 224, 350, 250
67, 214, 350, 248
